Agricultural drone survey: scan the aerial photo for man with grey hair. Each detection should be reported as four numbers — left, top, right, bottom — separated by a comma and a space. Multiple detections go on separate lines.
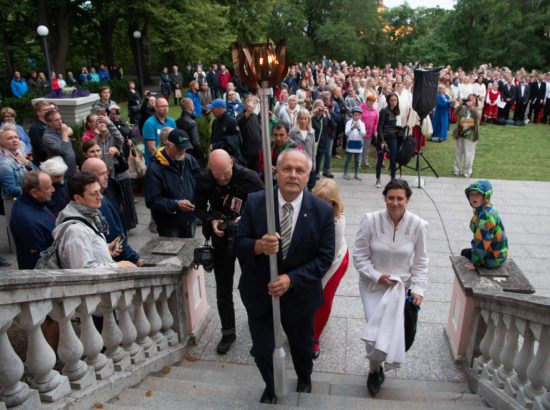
236, 148, 334, 403
10, 170, 56, 269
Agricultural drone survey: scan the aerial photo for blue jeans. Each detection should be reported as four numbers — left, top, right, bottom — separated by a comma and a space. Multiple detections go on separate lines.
315, 139, 333, 177
376, 138, 397, 179
344, 153, 360, 175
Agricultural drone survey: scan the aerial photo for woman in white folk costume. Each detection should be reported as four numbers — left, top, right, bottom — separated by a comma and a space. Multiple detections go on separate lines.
353, 179, 428, 396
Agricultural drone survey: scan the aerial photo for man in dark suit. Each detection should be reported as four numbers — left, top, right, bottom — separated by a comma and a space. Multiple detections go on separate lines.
236, 149, 335, 404
498, 76, 515, 120
532, 74, 546, 123
513, 76, 530, 123
541, 73, 550, 124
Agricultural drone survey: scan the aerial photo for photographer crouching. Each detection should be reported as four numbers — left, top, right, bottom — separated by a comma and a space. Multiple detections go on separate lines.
195, 149, 264, 354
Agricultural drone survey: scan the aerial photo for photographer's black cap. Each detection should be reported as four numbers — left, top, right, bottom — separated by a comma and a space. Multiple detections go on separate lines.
167, 129, 193, 150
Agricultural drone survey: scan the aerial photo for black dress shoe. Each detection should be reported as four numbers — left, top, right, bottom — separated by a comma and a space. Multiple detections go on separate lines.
367, 371, 382, 396
312, 341, 320, 360
379, 366, 385, 384
216, 334, 236, 355
296, 378, 312, 393
260, 388, 277, 404
322, 171, 334, 178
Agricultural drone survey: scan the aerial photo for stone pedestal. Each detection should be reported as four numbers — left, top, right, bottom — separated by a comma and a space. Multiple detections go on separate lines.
31, 94, 99, 124
446, 256, 534, 362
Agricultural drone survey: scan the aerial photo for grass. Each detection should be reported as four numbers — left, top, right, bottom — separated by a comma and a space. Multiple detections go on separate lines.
118, 100, 550, 182
330, 122, 550, 182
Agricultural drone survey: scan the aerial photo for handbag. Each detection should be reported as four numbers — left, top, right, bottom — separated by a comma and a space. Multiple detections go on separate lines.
175, 89, 182, 99
128, 144, 146, 179
404, 290, 420, 352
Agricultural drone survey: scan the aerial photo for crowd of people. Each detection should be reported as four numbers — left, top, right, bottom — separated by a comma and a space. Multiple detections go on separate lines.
0, 56, 516, 403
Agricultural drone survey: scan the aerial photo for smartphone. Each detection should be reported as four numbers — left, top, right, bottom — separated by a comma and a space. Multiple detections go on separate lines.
114, 235, 125, 250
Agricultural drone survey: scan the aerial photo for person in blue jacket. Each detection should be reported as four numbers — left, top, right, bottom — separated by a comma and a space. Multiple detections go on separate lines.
10, 170, 56, 269
81, 158, 143, 266
432, 84, 453, 142
145, 129, 200, 238
10, 71, 29, 98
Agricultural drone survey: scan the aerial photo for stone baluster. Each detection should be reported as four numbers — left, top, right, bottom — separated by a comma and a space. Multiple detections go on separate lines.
99, 292, 130, 371
77, 295, 114, 379
50, 297, 96, 389
494, 314, 519, 391
506, 319, 535, 398
146, 286, 168, 351
518, 324, 550, 408
16, 301, 71, 402
473, 309, 494, 375
482, 312, 506, 381
117, 289, 145, 364
159, 285, 178, 346
134, 287, 157, 358
533, 366, 550, 410
0, 304, 40, 408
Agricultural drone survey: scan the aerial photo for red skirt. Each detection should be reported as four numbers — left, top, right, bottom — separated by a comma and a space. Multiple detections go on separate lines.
483, 104, 498, 120
450, 107, 458, 123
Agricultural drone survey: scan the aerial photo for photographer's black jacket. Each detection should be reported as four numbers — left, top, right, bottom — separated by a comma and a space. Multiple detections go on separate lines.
194, 163, 264, 234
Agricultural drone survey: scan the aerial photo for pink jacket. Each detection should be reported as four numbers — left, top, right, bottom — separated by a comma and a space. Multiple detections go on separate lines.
359, 103, 378, 138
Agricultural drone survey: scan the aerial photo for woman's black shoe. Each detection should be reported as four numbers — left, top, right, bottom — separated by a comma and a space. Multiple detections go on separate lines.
367, 371, 382, 396
312, 341, 320, 359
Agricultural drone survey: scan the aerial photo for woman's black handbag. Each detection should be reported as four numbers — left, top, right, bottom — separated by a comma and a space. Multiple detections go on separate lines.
404, 290, 420, 352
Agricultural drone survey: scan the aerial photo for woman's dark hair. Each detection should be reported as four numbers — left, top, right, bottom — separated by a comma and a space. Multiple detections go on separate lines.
85, 113, 96, 130
383, 179, 412, 199
385, 93, 400, 116
82, 138, 99, 154
68, 172, 98, 199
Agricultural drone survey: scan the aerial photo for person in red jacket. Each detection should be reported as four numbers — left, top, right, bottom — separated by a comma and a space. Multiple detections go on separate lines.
218, 65, 231, 93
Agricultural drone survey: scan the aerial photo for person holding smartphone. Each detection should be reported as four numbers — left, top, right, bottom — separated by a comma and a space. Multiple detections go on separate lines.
353, 179, 428, 397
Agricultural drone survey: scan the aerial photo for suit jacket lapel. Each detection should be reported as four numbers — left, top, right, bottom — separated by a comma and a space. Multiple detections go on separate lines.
285, 190, 312, 260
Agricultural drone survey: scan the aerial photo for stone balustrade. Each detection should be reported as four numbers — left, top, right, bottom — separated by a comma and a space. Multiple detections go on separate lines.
464, 291, 550, 410
0, 237, 210, 409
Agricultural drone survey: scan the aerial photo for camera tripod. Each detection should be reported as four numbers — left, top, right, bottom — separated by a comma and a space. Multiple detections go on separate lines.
398, 117, 439, 187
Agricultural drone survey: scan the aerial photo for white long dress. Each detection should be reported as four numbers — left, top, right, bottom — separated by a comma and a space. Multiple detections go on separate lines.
353, 209, 428, 368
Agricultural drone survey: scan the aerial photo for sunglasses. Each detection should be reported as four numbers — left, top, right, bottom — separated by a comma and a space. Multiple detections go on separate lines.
110, 110, 120, 115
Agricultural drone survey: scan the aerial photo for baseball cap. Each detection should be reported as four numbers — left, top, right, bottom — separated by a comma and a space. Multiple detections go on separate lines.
352, 106, 363, 114
167, 129, 193, 150
207, 99, 226, 109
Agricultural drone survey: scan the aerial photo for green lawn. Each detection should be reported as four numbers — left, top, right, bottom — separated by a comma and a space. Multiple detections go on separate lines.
119, 101, 550, 182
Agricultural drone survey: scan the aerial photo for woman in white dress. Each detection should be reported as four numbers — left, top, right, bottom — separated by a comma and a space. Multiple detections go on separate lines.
353, 179, 428, 396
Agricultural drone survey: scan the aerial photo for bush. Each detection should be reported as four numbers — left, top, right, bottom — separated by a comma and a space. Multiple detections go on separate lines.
70, 120, 87, 166
196, 115, 212, 164
0, 92, 45, 126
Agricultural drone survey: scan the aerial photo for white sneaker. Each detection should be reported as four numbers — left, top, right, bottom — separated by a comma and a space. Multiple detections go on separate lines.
376, 180, 382, 188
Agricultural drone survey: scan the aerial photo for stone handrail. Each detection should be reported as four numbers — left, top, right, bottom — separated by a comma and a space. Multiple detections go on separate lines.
465, 289, 550, 410
0, 246, 201, 409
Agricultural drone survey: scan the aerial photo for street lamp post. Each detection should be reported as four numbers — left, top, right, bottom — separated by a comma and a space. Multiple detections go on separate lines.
36, 25, 53, 91
133, 31, 144, 98
232, 40, 289, 397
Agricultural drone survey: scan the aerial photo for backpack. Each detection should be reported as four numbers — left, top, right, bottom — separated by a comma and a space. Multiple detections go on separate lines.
34, 217, 103, 269
396, 134, 417, 166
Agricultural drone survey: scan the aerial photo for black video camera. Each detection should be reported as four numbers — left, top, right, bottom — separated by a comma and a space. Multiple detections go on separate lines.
218, 217, 239, 255
194, 239, 214, 272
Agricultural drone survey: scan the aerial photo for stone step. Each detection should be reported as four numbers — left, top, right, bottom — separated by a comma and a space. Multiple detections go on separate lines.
108, 386, 487, 409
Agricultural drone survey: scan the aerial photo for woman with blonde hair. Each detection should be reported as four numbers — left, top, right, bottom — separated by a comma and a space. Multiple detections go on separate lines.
311, 178, 349, 359
289, 110, 316, 190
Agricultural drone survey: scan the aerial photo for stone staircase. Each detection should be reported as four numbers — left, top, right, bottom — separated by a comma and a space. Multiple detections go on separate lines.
99, 359, 487, 409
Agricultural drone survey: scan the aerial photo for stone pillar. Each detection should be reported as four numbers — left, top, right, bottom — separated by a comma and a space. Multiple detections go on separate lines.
159, 285, 178, 346
0, 304, 40, 409
518, 324, 550, 408
473, 309, 494, 375
494, 314, 518, 390
483, 312, 505, 380
16, 301, 71, 402
99, 292, 130, 371
145, 286, 168, 352
117, 289, 145, 364
77, 295, 114, 380
134, 287, 157, 358
506, 319, 534, 398
50, 297, 96, 389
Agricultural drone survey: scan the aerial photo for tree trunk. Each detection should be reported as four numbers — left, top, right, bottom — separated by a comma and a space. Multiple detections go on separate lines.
99, 20, 116, 66
52, 0, 71, 75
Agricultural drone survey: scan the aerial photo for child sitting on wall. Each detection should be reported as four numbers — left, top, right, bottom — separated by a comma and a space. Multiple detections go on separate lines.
461, 180, 508, 270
